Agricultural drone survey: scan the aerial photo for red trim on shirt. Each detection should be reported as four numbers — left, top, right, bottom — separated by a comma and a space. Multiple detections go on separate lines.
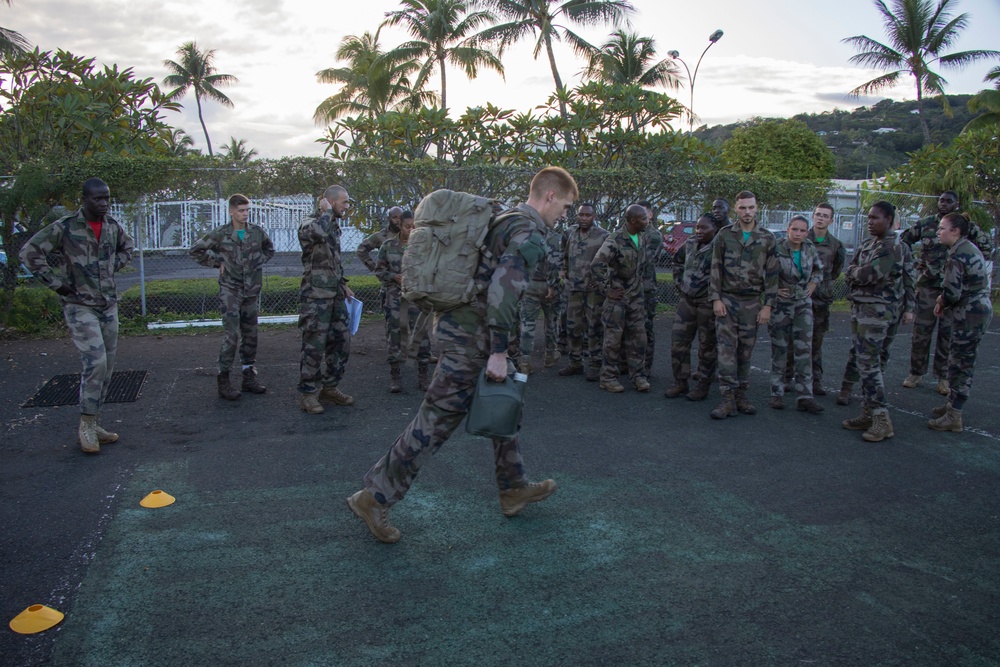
87, 221, 103, 241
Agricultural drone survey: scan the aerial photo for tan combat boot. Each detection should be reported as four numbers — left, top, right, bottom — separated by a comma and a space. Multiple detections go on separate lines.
346, 489, 400, 543
710, 391, 737, 420
499, 479, 558, 517
417, 362, 430, 391
217, 372, 241, 401
663, 379, 689, 398
842, 404, 873, 430
519, 355, 533, 375
300, 391, 324, 414
585, 365, 600, 382
599, 378, 624, 393
734, 388, 756, 415
863, 408, 894, 442
634, 376, 650, 392
928, 406, 963, 432
935, 378, 950, 396
95, 421, 119, 444
686, 380, 711, 402
389, 365, 402, 394
78, 414, 99, 453
902, 374, 922, 388
930, 401, 951, 419
544, 350, 561, 368
241, 366, 266, 394
319, 386, 355, 406
557, 363, 583, 377
836, 381, 853, 406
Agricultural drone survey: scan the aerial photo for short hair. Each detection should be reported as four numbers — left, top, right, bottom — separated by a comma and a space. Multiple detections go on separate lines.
387, 206, 403, 217
735, 190, 756, 202
401, 209, 414, 220
942, 211, 971, 236
699, 213, 720, 228
637, 200, 653, 210
788, 215, 810, 227
625, 204, 646, 222
940, 190, 959, 202
577, 202, 595, 212
229, 193, 250, 208
815, 202, 834, 215
82, 178, 109, 196
529, 166, 579, 200
322, 185, 348, 201
871, 200, 896, 220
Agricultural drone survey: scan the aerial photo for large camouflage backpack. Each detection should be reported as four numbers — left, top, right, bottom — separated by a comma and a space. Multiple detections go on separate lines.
401, 189, 513, 312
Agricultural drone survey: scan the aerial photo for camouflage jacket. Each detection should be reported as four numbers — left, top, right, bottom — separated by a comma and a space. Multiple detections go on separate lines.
641, 225, 664, 291
561, 223, 609, 292
374, 237, 404, 297
708, 222, 778, 302
526, 228, 563, 297
769, 238, 823, 304
299, 210, 348, 300
356, 227, 396, 272
940, 238, 992, 313
894, 241, 918, 318
900, 214, 993, 289
807, 229, 846, 304
672, 238, 714, 302
189, 223, 275, 297
845, 234, 910, 310
20, 210, 133, 308
591, 228, 647, 300
483, 203, 550, 353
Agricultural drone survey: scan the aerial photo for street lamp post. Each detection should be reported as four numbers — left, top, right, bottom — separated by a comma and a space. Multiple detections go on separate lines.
669, 29, 724, 133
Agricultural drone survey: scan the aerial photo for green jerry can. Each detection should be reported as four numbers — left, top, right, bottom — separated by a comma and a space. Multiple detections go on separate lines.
465, 369, 528, 439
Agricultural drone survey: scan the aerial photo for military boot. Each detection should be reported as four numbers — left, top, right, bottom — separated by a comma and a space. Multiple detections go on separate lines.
417, 362, 430, 391
319, 386, 355, 406
686, 380, 711, 402
836, 381, 853, 406
557, 362, 583, 377
863, 408, 894, 442
935, 378, 950, 396
544, 350, 561, 368
519, 356, 533, 375
634, 376, 650, 392
585, 365, 600, 382
217, 372, 241, 401
499, 479, 558, 517
902, 374, 922, 388
812, 381, 827, 396
389, 364, 403, 393
842, 404, 873, 431
734, 389, 756, 415
300, 391, 324, 414
94, 421, 119, 444
930, 401, 951, 419
710, 391, 737, 420
928, 406, 963, 432
599, 378, 624, 393
663, 379, 688, 398
241, 366, 266, 394
346, 489, 400, 543
78, 414, 100, 453
796, 398, 825, 414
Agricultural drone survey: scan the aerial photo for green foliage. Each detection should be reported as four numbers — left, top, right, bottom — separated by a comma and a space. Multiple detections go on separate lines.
720, 118, 836, 180
0, 286, 64, 334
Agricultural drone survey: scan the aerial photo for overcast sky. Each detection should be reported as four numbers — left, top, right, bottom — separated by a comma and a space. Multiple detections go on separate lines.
4, 0, 999, 158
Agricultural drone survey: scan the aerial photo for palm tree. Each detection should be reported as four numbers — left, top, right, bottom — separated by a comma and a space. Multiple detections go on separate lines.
162, 128, 197, 156
964, 66, 1000, 132
162, 42, 238, 156
314, 28, 434, 124
478, 0, 635, 122
580, 30, 679, 90
1, 0, 30, 55
219, 136, 258, 163
381, 0, 504, 112
843, 0, 1000, 145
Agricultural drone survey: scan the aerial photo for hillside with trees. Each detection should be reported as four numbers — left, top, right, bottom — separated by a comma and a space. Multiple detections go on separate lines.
695, 95, 977, 179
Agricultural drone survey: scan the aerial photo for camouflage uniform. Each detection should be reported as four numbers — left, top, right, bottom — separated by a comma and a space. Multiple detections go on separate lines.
900, 214, 992, 379
561, 223, 609, 369
939, 238, 993, 408
768, 239, 823, 399
670, 238, 717, 386
20, 210, 134, 415
842, 234, 910, 409
190, 223, 275, 374
356, 227, 395, 272
708, 223, 778, 393
298, 210, 351, 394
519, 229, 562, 359
785, 229, 845, 383
375, 238, 430, 365
641, 225, 664, 375
591, 228, 648, 384
363, 203, 550, 506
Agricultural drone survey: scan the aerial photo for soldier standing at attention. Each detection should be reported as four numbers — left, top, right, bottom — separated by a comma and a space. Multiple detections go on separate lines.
297, 185, 356, 415
638, 200, 664, 378
347, 167, 576, 544
591, 204, 650, 393
356, 206, 402, 272
841, 201, 909, 442
557, 203, 609, 381
900, 191, 992, 395
664, 214, 720, 401
190, 194, 275, 400
708, 191, 777, 419
20, 178, 133, 453
927, 212, 994, 433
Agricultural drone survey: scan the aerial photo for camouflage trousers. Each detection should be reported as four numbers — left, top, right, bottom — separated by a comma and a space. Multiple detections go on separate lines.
842, 309, 901, 386
845, 303, 894, 408
716, 293, 761, 393
384, 288, 430, 365
671, 294, 716, 384
218, 287, 260, 373
910, 285, 951, 379
519, 291, 559, 357
786, 301, 832, 383
643, 289, 657, 375
769, 298, 814, 399
557, 288, 568, 351
364, 301, 528, 507
566, 289, 604, 367
64, 303, 119, 416
600, 294, 647, 383
298, 296, 351, 393
946, 302, 993, 406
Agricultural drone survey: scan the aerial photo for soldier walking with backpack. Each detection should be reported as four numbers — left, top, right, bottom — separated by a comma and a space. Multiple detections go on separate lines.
347, 167, 577, 543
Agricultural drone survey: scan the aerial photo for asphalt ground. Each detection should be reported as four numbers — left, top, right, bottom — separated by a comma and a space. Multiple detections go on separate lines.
1, 311, 999, 666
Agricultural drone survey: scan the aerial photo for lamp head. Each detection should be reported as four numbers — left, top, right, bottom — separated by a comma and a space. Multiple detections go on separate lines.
668, 50, 680, 59
709, 29, 724, 43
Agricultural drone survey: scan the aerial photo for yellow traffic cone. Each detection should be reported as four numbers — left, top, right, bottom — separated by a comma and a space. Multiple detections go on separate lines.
140, 490, 176, 508
9, 604, 64, 634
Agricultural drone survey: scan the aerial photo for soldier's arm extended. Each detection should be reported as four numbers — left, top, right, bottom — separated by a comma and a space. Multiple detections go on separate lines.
189, 228, 223, 268
898, 220, 922, 247
356, 232, 379, 272
114, 222, 134, 272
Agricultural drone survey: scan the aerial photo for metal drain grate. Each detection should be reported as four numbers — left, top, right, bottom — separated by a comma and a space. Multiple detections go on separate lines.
22, 370, 149, 408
